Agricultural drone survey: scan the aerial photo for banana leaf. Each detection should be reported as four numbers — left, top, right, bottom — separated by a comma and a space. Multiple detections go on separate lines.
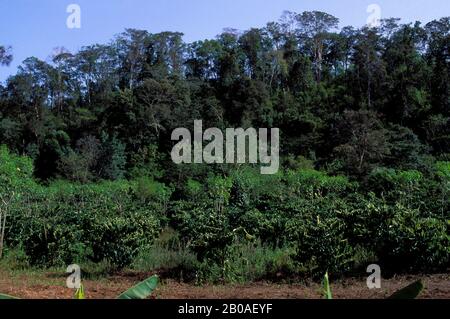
0, 293, 19, 299
323, 272, 333, 299
117, 275, 158, 299
388, 280, 424, 299
74, 284, 85, 299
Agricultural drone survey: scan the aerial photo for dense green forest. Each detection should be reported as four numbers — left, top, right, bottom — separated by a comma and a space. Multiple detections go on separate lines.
0, 11, 448, 282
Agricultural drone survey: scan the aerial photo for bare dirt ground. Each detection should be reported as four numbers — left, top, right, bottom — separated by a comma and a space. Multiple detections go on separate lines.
0, 269, 448, 299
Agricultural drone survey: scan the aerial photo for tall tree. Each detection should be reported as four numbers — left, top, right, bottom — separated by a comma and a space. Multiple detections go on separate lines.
0, 45, 12, 66
295, 11, 339, 82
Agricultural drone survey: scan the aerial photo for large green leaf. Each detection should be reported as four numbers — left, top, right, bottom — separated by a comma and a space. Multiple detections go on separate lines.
0, 293, 19, 299
388, 280, 424, 299
117, 275, 159, 299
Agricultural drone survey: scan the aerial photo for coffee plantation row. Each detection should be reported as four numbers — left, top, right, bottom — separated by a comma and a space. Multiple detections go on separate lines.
0, 146, 448, 282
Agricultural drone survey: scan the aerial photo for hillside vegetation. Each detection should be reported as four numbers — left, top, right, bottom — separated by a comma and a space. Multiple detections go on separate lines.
0, 11, 449, 282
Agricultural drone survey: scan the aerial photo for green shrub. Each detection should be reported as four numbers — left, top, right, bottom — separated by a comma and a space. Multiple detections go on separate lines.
287, 216, 354, 277
170, 201, 233, 261
184, 179, 204, 200
434, 162, 450, 217
7, 181, 161, 268
132, 228, 199, 281
133, 245, 198, 273
206, 175, 233, 214
79, 259, 115, 279
195, 239, 296, 284
134, 177, 172, 204
284, 169, 355, 199
368, 168, 424, 208
229, 167, 284, 208
0, 247, 29, 270
0, 145, 35, 190
377, 205, 450, 272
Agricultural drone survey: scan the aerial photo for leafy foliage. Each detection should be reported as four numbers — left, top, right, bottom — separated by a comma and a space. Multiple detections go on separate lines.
0, 11, 449, 282
117, 275, 159, 299
388, 280, 424, 299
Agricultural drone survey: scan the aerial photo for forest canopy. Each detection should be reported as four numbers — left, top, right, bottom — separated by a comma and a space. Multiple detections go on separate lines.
0, 11, 448, 183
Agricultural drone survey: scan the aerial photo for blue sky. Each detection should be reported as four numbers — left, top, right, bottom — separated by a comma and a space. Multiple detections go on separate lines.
0, 0, 449, 82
